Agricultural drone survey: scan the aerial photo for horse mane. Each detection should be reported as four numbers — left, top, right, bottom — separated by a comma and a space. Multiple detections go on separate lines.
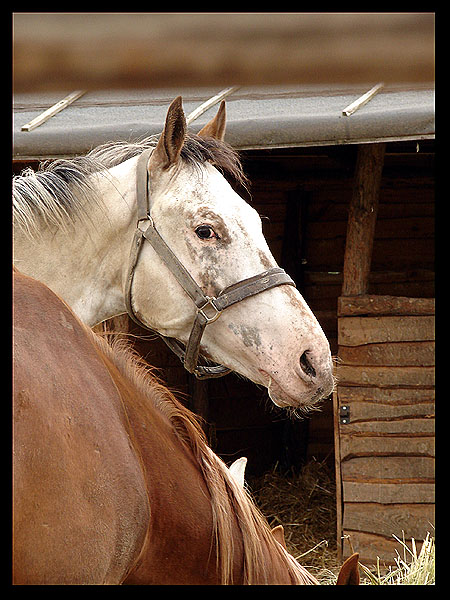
91, 332, 316, 585
12, 133, 247, 240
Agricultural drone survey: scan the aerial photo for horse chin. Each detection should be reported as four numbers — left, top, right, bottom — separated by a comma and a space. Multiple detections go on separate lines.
262, 371, 326, 413
267, 379, 301, 409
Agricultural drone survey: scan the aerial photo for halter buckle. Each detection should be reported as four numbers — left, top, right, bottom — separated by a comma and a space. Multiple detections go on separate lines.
197, 297, 222, 324
137, 215, 154, 231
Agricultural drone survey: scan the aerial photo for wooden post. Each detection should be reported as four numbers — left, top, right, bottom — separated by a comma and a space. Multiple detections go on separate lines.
336, 142, 385, 559
341, 143, 386, 296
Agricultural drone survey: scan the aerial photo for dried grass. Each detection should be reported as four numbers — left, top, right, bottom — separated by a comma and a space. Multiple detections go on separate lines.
247, 459, 435, 585
246, 457, 340, 584
358, 532, 435, 585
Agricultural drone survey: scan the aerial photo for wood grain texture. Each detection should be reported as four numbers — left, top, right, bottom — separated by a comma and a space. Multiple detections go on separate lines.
342, 481, 435, 504
343, 503, 434, 539
13, 14, 435, 92
338, 315, 435, 346
338, 295, 435, 317
342, 144, 386, 296
342, 530, 427, 565
336, 293, 435, 563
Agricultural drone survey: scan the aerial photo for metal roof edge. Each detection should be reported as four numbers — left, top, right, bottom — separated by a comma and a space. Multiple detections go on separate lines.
13, 133, 435, 162
233, 133, 435, 152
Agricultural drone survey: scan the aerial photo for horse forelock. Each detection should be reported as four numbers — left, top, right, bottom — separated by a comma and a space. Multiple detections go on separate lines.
91, 333, 317, 585
180, 134, 249, 191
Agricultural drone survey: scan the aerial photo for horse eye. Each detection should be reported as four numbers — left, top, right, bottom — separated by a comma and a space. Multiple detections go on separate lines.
195, 225, 217, 240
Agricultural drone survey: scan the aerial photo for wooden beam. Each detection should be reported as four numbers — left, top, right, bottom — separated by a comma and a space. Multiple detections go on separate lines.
341, 143, 386, 296
20, 90, 86, 131
338, 315, 435, 346
13, 13, 434, 92
338, 295, 435, 317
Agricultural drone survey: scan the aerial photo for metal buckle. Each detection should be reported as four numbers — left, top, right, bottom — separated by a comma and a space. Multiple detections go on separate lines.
198, 297, 222, 324
137, 215, 154, 231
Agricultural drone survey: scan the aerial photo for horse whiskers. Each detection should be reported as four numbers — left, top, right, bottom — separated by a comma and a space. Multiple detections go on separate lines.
332, 354, 343, 365
265, 375, 327, 420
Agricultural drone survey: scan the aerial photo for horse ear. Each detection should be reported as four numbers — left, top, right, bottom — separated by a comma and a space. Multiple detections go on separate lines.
271, 525, 287, 549
197, 100, 226, 141
336, 553, 360, 585
228, 456, 247, 488
152, 96, 186, 169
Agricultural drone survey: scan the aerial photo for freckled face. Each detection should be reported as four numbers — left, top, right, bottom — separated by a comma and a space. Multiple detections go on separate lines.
157, 164, 276, 297
137, 161, 333, 409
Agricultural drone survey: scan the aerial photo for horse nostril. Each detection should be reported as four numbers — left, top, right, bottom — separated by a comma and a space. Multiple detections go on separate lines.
299, 351, 316, 378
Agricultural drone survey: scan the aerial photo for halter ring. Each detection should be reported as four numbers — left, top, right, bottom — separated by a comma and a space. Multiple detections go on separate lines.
197, 297, 222, 324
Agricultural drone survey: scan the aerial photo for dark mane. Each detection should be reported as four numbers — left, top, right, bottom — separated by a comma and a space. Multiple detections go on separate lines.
180, 134, 248, 189
88, 132, 248, 189
13, 133, 248, 238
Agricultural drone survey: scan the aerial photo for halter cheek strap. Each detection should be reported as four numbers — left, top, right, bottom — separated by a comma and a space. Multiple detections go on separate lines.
125, 148, 296, 379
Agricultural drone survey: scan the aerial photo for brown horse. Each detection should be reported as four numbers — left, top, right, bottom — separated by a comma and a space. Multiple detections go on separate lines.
13, 269, 358, 585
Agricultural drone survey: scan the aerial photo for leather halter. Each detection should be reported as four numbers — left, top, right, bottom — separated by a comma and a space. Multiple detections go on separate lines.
125, 148, 296, 379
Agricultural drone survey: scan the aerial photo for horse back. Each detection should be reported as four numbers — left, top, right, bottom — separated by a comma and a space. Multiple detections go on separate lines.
13, 270, 149, 584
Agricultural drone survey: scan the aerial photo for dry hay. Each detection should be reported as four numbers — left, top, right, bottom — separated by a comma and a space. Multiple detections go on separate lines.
247, 457, 340, 584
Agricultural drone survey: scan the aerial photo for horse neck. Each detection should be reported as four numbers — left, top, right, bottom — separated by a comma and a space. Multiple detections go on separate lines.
92, 337, 317, 585
13, 158, 138, 327
118, 385, 305, 584
96, 345, 223, 584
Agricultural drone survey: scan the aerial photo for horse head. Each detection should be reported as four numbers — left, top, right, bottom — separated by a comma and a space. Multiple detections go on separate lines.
128, 96, 334, 409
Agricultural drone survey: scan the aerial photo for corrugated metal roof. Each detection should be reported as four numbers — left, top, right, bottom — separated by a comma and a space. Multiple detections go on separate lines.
13, 84, 434, 160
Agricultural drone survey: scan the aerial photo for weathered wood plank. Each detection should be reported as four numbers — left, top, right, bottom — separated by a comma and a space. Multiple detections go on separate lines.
343, 503, 435, 540
338, 315, 435, 346
338, 340, 434, 366
341, 456, 435, 481
340, 435, 435, 459
342, 481, 435, 503
305, 279, 435, 305
342, 530, 427, 565
336, 365, 435, 387
372, 238, 434, 271
338, 385, 435, 405
333, 389, 344, 557
338, 295, 435, 317
339, 418, 435, 435
337, 400, 435, 422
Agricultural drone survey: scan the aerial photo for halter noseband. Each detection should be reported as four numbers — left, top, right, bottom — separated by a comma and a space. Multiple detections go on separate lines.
125, 148, 296, 379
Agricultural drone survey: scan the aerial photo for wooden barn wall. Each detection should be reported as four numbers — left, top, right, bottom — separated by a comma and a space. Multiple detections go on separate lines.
334, 295, 435, 565
12, 140, 434, 477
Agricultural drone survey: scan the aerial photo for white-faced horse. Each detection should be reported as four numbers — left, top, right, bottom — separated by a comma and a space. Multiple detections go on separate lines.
13, 96, 334, 409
